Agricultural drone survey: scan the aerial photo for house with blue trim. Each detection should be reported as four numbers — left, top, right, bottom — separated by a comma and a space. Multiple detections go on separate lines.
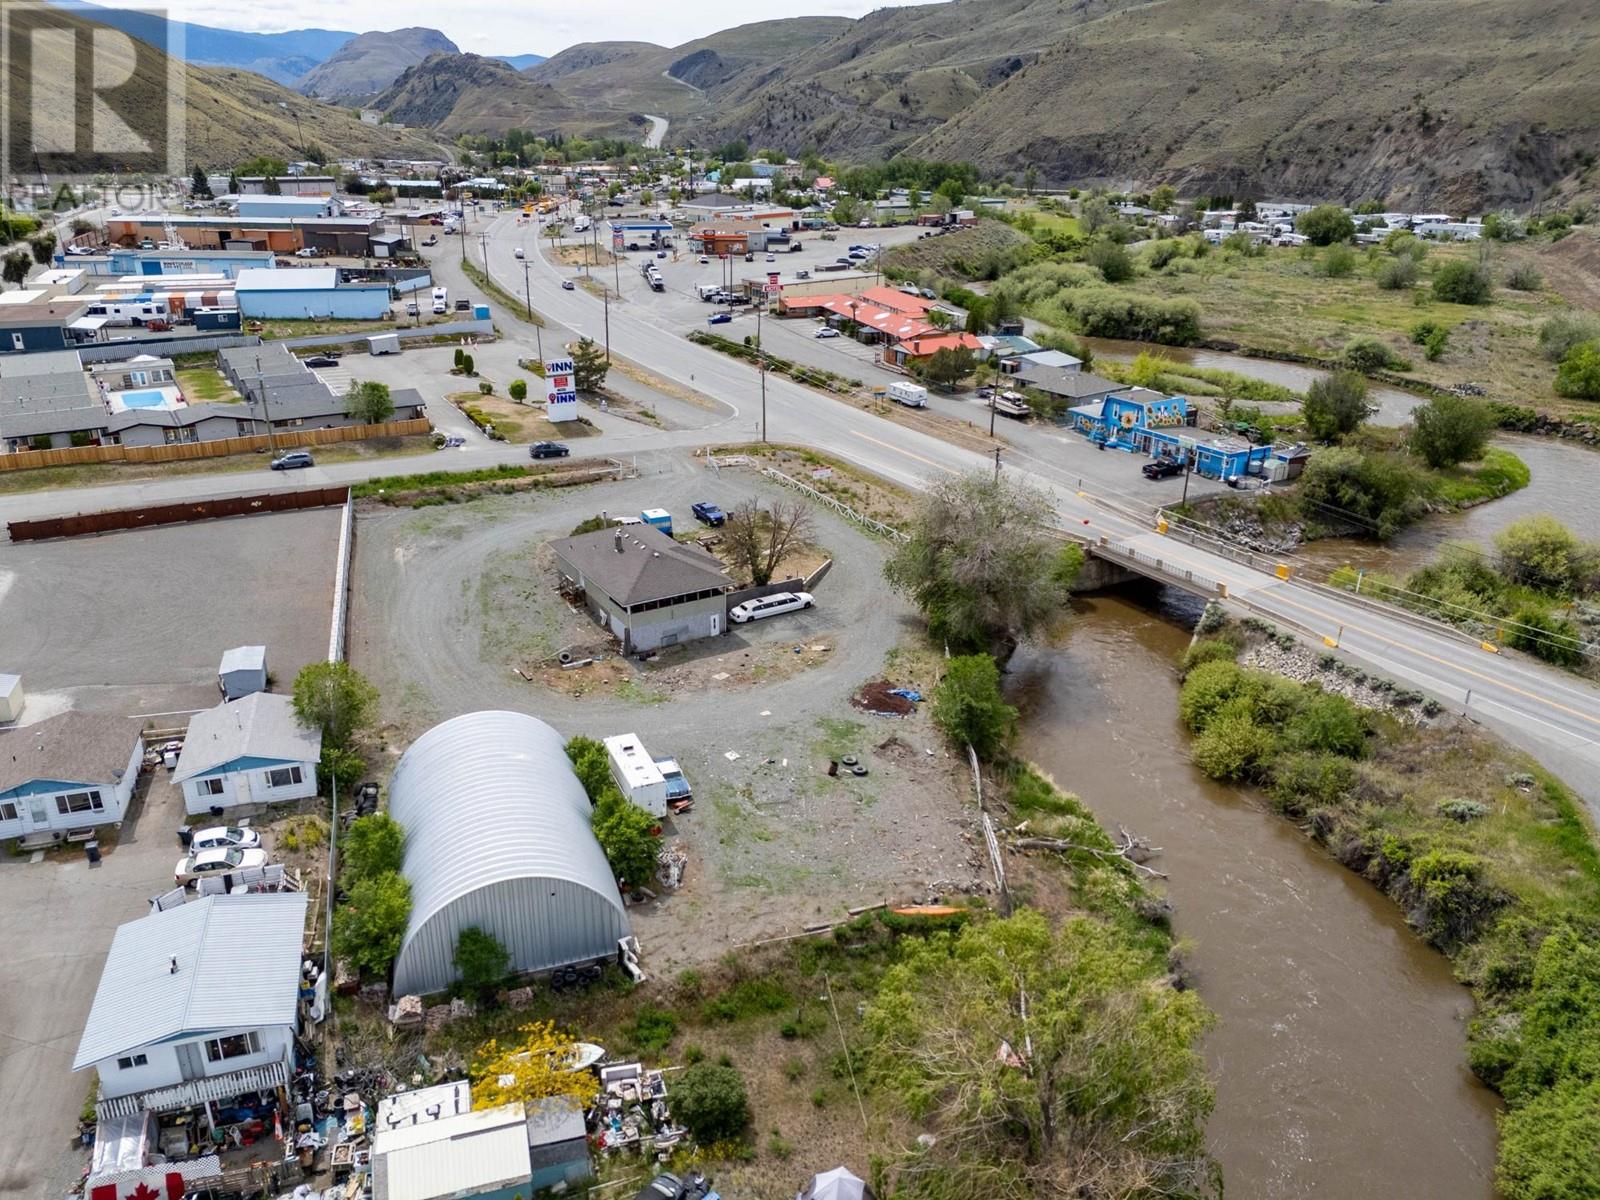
173, 692, 320, 816
0, 712, 145, 843
1070, 386, 1273, 479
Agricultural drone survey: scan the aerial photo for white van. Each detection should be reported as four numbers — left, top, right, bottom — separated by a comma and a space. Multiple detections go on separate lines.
730, 591, 814, 624
887, 381, 929, 408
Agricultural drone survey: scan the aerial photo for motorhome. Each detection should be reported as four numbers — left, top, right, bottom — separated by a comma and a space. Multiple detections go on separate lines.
431, 286, 448, 315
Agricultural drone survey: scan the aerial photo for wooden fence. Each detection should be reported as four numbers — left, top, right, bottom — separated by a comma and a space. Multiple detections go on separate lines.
9, 486, 350, 541
0, 417, 432, 472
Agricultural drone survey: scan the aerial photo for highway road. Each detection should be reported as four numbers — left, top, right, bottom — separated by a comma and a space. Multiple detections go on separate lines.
4, 202, 1598, 808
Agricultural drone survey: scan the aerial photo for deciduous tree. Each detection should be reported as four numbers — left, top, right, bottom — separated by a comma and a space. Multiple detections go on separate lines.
865, 909, 1215, 1200
346, 380, 395, 424
933, 654, 1017, 759
470, 1021, 595, 1110
1303, 370, 1369, 441
342, 813, 405, 885
1411, 393, 1493, 468
332, 872, 411, 977
1297, 204, 1355, 245
292, 661, 379, 750
723, 499, 813, 587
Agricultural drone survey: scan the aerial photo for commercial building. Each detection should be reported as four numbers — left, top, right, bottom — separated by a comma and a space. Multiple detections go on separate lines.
105, 213, 387, 256
173, 692, 322, 816
0, 712, 145, 843
235, 195, 344, 220
0, 298, 92, 354
551, 524, 733, 654
236, 175, 337, 197
386, 711, 631, 997
1067, 387, 1189, 444
59, 248, 277, 279
73, 892, 309, 1124
234, 267, 392, 320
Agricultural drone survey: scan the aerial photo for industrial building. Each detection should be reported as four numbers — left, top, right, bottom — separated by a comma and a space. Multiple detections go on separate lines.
550, 525, 733, 654
58, 247, 276, 279
386, 711, 631, 997
234, 267, 392, 320
234, 195, 344, 220
105, 213, 387, 256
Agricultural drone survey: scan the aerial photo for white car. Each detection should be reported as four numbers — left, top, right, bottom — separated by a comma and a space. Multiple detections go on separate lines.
294, 247, 319, 258
814, 327, 840, 339
698, 255, 710, 264
175, 846, 267, 885
730, 591, 814, 624
189, 825, 261, 852
514, 247, 525, 259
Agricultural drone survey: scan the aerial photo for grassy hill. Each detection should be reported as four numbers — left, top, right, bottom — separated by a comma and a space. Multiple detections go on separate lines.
908, 0, 1600, 209
298, 27, 460, 101
8, 7, 447, 172
371, 54, 638, 140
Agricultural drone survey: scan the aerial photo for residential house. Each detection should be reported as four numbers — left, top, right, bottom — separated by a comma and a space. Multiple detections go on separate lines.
550, 525, 732, 654
73, 892, 309, 1124
0, 712, 145, 843
173, 692, 321, 816
882, 330, 985, 372
0, 298, 92, 354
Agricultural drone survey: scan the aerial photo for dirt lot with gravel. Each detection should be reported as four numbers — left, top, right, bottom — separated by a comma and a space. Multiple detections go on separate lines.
349, 452, 986, 972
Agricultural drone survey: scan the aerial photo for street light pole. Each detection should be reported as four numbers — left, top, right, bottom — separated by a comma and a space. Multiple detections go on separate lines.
602, 287, 611, 363
989, 393, 997, 438
757, 301, 767, 442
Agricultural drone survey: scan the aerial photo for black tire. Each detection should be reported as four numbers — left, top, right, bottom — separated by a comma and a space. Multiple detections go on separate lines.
840, 754, 859, 767
851, 765, 869, 777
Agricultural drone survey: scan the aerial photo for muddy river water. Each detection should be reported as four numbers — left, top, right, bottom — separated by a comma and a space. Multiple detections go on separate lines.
1011, 592, 1501, 1198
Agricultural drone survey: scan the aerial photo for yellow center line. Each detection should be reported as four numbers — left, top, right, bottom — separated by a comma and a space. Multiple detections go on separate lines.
1266, 590, 1600, 732
847, 429, 959, 474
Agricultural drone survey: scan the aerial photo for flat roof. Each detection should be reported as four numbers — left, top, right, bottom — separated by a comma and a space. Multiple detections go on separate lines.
605, 733, 665, 789
372, 1103, 531, 1200
235, 267, 337, 291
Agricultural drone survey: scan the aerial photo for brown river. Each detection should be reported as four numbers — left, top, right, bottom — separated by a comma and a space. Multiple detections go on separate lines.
1011, 590, 1501, 1198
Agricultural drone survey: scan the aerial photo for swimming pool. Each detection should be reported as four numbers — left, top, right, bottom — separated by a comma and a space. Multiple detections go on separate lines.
118, 389, 167, 409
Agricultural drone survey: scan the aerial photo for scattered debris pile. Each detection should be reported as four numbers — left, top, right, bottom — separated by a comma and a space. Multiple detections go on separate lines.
590, 1061, 686, 1155
851, 680, 921, 717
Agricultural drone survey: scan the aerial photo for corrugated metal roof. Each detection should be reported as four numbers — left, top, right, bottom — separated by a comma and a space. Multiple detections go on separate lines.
373, 1103, 531, 1200
73, 892, 308, 1070
388, 712, 629, 997
235, 268, 337, 292
173, 693, 321, 783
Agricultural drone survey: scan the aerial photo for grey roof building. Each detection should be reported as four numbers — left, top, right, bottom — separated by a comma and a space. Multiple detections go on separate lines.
174, 692, 322, 785
0, 711, 144, 797
387, 711, 630, 997
550, 525, 732, 654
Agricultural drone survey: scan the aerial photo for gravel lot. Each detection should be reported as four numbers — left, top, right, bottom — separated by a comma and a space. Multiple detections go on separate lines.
349, 455, 986, 971
0, 509, 340, 721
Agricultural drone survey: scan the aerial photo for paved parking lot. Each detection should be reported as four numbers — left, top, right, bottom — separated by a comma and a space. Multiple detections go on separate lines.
0, 508, 340, 720
0, 774, 190, 1199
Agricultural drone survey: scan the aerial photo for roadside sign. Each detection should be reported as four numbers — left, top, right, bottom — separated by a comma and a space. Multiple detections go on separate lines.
544, 356, 578, 423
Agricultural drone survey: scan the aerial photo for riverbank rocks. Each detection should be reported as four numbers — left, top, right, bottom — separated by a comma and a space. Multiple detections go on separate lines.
1240, 638, 1436, 720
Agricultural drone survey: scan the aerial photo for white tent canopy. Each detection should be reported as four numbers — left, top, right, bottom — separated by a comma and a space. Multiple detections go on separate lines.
799, 1167, 875, 1200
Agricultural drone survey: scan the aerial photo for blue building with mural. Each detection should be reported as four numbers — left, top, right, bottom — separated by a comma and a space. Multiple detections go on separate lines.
1070, 386, 1273, 479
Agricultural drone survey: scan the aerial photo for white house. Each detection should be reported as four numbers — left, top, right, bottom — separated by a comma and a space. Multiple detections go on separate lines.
173, 692, 321, 816
0, 712, 144, 843
74, 892, 309, 1125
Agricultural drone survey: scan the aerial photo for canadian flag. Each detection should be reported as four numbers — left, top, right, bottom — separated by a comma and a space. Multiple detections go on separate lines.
91, 1172, 185, 1200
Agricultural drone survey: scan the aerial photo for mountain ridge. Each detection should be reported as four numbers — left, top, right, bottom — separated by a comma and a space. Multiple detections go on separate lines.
298, 27, 461, 101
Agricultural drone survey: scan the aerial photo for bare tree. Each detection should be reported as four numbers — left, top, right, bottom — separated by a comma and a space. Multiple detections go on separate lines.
724, 499, 814, 586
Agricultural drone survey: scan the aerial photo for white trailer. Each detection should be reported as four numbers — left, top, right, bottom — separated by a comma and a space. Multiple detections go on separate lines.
368, 332, 401, 355
887, 380, 928, 408
603, 733, 668, 817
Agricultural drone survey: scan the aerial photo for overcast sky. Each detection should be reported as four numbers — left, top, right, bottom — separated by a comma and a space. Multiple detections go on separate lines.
166, 0, 934, 57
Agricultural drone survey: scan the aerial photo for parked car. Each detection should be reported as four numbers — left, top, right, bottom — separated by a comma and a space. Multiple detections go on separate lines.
406, 301, 419, 315
707, 312, 732, 325
175, 846, 267, 885
438, 435, 466, 449
635, 1173, 713, 1200
814, 327, 839, 339
294, 247, 319, 258
656, 249, 667, 258
920, 287, 938, 299
421, 235, 437, 246
765, 254, 776, 262
730, 591, 814, 624
858, 218, 871, 227
190, 826, 261, 852
530, 441, 570, 459
454, 298, 471, 311
744, 253, 754, 262
691, 501, 726, 526
270, 451, 314, 471
562, 280, 576, 290
303, 355, 339, 368
795, 269, 810, 279
514, 247, 525, 259
1142, 458, 1186, 480
698, 255, 710, 264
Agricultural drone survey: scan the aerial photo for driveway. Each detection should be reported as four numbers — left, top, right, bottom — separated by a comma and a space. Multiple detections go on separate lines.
0, 775, 189, 1199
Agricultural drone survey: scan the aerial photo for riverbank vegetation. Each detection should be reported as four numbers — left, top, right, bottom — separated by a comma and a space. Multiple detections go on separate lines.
1176, 622, 1600, 1198
1327, 515, 1599, 668
873, 470, 1218, 1196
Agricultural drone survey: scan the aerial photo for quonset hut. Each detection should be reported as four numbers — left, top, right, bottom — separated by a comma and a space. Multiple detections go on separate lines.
387, 711, 629, 996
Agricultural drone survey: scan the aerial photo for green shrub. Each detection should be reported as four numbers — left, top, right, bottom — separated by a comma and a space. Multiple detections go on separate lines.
1537, 314, 1600, 362
453, 926, 510, 1002
1297, 204, 1356, 245
1407, 849, 1500, 948
1375, 257, 1419, 290
1179, 637, 1240, 674
1343, 336, 1408, 373
628, 1005, 679, 1053
1303, 370, 1369, 440
1269, 751, 1358, 815
1298, 447, 1426, 539
703, 976, 791, 1022
1504, 264, 1542, 292
332, 871, 411, 977
508, 378, 528, 402
1191, 712, 1277, 781
1504, 608, 1586, 666
671, 1063, 751, 1143
1411, 394, 1493, 468
1176, 660, 1250, 731
1283, 691, 1368, 757
1432, 259, 1494, 305
1554, 341, 1600, 401
1320, 243, 1358, 278
1083, 238, 1134, 283
1493, 515, 1598, 594
342, 813, 405, 885
478, 380, 493, 395
932, 654, 1018, 760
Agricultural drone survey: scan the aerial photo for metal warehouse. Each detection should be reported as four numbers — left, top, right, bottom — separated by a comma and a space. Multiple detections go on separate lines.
234, 268, 392, 321
386, 711, 630, 997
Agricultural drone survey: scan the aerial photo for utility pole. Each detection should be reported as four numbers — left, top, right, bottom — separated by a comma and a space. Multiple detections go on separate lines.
521, 259, 543, 360
757, 300, 767, 442
478, 231, 487, 267
993, 445, 1001, 483
1181, 453, 1193, 505
989, 392, 997, 438
602, 286, 611, 363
